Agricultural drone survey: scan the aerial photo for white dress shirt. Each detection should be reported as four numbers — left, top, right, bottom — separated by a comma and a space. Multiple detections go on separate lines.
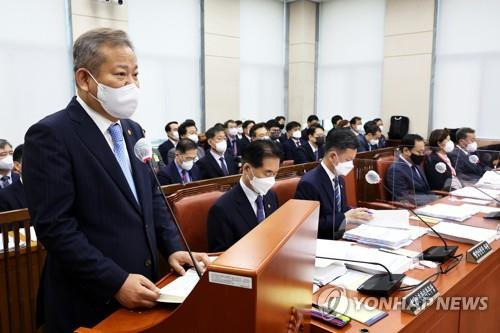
210, 149, 225, 169
239, 178, 258, 216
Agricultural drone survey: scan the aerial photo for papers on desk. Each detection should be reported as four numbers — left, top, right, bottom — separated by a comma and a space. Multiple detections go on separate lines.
476, 171, 500, 190
314, 260, 347, 286
429, 222, 499, 244
415, 203, 480, 222
343, 224, 428, 249
350, 210, 410, 229
316, 240, 413, 275
450, 186, 500, 201
460, 203, 500, 214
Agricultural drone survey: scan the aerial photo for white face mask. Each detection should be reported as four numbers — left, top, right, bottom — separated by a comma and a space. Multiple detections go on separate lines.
171, 131, 179, 141
228, 128, 238, 137
249, 168, 275, 196
356, 125, 363, 133
87, 72, 139, 119
379, 125, 384, 132
215, 140, 227, 154
292, 130, 302, 139
187, 134, 199, 144
443, 140, 454, 153
466, 141, 477, 153
369, 139, 379, 146
0, 155, 14, 170
335, 160, 354, 176
180, 159, 194, 171
237, 127, 244, 134
261, 136, 270, 141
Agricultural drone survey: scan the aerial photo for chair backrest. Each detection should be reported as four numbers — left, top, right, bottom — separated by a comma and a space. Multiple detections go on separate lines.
169, 185, 226, 252
271, 177, 301, 207
343, 169, 357, 207
281, 160, 294, 167
374, 155, 396, 201
0, 209, 45, 333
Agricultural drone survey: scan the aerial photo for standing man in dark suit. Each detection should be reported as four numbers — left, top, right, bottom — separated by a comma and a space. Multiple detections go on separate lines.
295, 129, 372, 240
0, 144, 27, 212
224, 119, 240, 159
22, 28, 209, 333
385, 134, 437, 206
294, 125, 325, 164
207, 140, 281, 252
301, 114, 319, 141
282, 121, 303, 161
238, 120, 255, 156
357, 121, 382, 152
0, 139, 20, 189
157, 121, 178, 164
157, 139, 201, 185
448, 127, 488, 184
196, 124, 238, 179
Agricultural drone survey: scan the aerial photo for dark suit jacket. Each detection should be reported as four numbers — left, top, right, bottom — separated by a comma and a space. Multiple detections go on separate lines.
238, 136, 252, 156
357, 135, 377, 152
294, 165, 349, 240
207, 182, 278, 252
157, 139, 175, 164
378, 134, 386, 148
385, 158, 432, 205
294, 143, 324, 164
282, 138, 301, 161
157, 161, 201, 185
22, 97, 182, 333
424, 152, 461, 191
448, 146, 486, 183
196, 150, 238, 180
0, 179, 27, 212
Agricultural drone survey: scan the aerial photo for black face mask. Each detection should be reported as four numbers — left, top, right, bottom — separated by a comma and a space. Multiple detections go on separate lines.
278, 123, 285, 130
410, 153, 424, 165
270, 133, 280, 140
316, 136, 325, 146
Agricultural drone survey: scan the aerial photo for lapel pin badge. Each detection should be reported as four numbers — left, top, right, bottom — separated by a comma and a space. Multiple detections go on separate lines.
267, 204, 271, 208
127, 129, 133, 136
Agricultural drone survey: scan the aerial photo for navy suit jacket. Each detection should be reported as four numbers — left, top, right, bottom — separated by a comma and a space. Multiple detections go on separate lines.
237, 136, 252, 156
424, 152, 461, 191
282, 138, 302, 161
22, 97, 182, 332
294, 165, 349, 240
0, 178, 27, 212
207, 182, 278, 252
157, 139, 175, 164
157, 160, 201, 185
385, 158, 432, 205
294, 143, 324, 164
357, 135, 377, 152
448, 146, 486, 183
196, 150, 238, 180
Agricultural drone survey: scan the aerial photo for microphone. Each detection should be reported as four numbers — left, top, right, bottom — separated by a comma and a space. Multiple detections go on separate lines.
365, 170, 458, 263
470, 185, 500, 206
435, 162, 447, 174
134, 138, 203, 278
316, 255, 405, 297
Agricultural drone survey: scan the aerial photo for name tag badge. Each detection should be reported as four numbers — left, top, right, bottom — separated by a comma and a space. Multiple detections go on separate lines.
401, 281, 439, 315
466, 241, 492, 264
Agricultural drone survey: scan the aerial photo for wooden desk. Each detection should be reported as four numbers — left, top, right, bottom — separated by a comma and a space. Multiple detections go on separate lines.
312, 196, 499, 333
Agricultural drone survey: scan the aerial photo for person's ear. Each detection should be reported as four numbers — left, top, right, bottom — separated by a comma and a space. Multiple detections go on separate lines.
75, 69, 92, 92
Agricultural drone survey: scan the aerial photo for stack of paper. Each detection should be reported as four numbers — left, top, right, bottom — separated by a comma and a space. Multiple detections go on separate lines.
314, 259, 347, 285
415, 203, 480, 222
350, 210, 410, 229
343, 224, 413, 249
476, 171, 500, 190
316, 240, 413, 275
157, 269, 199, 303
450, 186, 500, 201
429, 222, 499, 244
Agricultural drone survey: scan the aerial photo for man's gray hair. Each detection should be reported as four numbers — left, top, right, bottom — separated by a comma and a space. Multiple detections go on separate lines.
73, 28, 134, 74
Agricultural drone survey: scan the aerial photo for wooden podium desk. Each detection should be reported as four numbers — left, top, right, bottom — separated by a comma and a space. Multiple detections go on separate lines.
312, 196, 499, 333
77, 200, 320, 333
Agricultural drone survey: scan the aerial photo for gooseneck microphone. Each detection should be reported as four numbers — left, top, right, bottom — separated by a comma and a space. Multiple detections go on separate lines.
315, 255, 405, 297
470, 185, 500, 206
134, 138, 203, 278
365, 170, 458, 263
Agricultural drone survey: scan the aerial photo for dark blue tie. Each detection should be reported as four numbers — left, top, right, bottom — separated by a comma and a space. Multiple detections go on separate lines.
219, 157, 229, 176
333, 177, 342, 213
314, 150, 319, 161
256, 195, 265, 223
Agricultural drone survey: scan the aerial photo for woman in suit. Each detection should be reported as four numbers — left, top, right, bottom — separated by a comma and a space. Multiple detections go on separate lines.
424, 129, 462, 191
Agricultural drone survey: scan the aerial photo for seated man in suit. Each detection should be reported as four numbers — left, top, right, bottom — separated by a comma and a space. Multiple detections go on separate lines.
238, 120, 255, 156
326, 115, 343, 137
196, 124, 238, 179
22, 28, 209, 332
373, 118, 386, 148
301, 114, 319, 141
282, 121, 302, 161
385, 134, 438, 206
166, 119, 205, 164
157, 121, 178, 164
295, 128, 372, 239
357, 121, 382, 152
250, 122, 270, 141
207, 140, 281, 252
0, 144, 27, 212
349, 116, 363, 137
294, 125, 325, 164
157, 139, 201, 185
235, 120, 243, 139
275, 116, 287, 143
224, 119, 240, 160
448, 127, 488, 184
0, 139, 20, 189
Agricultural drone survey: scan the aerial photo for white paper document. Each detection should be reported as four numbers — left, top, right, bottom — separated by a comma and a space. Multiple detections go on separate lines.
157, 269, 200, 303
429, 222, 499, 244
415, 203, 480, 222
450, 186, 500, 201
476, 171, 500, 190
350, 210, 410, 229
343, 224, 413, 249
